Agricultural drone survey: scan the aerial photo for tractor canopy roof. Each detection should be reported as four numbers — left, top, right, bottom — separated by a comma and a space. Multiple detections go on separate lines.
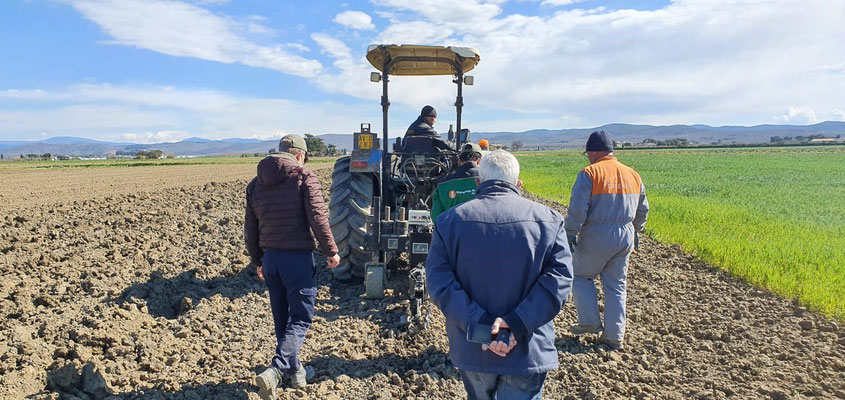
366, 44, 480, 76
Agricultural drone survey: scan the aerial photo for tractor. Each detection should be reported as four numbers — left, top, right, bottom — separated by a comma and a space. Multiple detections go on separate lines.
328, 44, 480, 324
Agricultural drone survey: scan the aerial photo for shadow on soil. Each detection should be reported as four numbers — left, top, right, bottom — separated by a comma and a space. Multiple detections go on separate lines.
36, 351, 455, 399
111, 266, 265, 319
554, 335, 615, 355
35, 362, 254, 400
316, 258, 421, 328
113, 384, 253, 399
309, 346, 456, 380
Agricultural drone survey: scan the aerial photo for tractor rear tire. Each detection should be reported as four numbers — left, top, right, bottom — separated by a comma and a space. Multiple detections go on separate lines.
329, 156, 374, 281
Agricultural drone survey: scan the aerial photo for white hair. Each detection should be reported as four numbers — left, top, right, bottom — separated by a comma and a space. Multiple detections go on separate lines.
478, 150, 520, 184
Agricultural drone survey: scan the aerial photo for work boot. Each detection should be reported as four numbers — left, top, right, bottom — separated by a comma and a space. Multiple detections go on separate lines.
598, 336, 624, 350
255, 367, 282, 400
569, 323, 603, 335
290, 365, 315, 388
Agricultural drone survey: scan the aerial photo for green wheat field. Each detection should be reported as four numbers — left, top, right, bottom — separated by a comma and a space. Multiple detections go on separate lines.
518, 146, 845, 320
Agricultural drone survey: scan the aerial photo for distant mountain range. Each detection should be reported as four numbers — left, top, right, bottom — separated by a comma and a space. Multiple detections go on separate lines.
1, 121, 843, 158
469, 121, 845, 149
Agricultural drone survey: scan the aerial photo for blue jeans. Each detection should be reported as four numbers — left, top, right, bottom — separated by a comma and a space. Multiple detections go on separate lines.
261, 249, 317, 374
459, 369, 547, 400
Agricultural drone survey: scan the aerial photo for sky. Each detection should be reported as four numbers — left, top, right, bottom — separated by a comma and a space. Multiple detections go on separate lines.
1, 0, 844, 143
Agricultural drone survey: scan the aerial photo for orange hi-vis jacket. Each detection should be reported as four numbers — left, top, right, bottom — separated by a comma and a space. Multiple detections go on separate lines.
564, 156, 649, 239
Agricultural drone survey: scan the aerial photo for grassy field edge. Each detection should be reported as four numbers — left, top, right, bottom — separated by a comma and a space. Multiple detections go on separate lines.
518, 147, 845, 321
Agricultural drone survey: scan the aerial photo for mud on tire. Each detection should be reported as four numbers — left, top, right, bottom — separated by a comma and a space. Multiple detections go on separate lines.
329, 156, 375, 280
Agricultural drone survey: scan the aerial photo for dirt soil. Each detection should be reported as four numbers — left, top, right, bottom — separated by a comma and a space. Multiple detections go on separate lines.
0, 162, 843, 400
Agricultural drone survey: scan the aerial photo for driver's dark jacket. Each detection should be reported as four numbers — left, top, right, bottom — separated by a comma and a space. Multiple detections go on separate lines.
402, 116, 453, 153
426, 180, 574, 375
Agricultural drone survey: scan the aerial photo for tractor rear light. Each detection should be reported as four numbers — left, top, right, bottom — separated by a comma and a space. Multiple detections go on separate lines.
351, 161, 367, 168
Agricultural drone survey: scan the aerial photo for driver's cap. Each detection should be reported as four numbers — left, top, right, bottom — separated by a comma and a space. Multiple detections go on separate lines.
461, 142, 482, 157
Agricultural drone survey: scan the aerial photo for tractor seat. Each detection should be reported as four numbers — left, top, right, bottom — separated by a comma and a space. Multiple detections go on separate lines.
402, 134, 448, 154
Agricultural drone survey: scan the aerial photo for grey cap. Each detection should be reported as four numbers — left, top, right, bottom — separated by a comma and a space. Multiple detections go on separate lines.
279, 134, 308, 152
460, 142, 482, 157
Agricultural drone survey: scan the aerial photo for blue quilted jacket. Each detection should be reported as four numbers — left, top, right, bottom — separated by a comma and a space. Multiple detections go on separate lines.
426, 180, 573, 374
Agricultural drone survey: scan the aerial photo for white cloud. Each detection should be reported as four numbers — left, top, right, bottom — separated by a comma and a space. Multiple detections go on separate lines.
66, 0, 322, 77
333, 11, 376, 30
285, 43, 311, 52
310, 33, 380, 101
311, 33, 353, 60
0, 89, 50, 100
776, 107, 817, 124
247, 132, 281, 140
540, 0, 587, 6
1, 83, 239, 110
0, 84, 375, 141
376, 20, 454, 44
353, 0, 845, 127
371, 0, 502, 27
776, 108, 845, 125
121, 130, 190, 144
192, 0, 229, 5
13, 0, 843, 136
822, 62, 845, 73
0, 104, 181, 140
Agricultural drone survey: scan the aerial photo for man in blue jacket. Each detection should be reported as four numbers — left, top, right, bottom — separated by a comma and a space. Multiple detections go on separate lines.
426, 150, 574, 400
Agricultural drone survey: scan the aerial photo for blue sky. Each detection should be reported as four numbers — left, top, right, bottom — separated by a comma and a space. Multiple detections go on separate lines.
1, 0, 843, 143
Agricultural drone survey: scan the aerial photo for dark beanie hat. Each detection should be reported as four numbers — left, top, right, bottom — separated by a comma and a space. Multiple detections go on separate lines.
585, 130, 613, 152
420, 105, 437, 118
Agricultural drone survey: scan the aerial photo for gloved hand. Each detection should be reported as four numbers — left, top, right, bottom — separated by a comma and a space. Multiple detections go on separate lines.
567, 235, 577, 254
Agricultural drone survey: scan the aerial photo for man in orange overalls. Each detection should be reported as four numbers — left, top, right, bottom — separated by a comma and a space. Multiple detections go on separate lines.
565, 131, 649, 350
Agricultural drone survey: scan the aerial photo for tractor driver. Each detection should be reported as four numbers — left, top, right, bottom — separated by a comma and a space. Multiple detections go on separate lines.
402, 105, 454, 154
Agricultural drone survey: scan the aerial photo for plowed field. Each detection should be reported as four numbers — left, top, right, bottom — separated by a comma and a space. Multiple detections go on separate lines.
0, 160, 842, 400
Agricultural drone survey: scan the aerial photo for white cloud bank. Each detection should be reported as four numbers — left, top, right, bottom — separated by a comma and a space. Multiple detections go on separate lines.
66, 0, 322, 77
0, 84, 373, 141
333, 11, 376, 30
6, 0, 844, 140
540, 0, 588, 6
320, 0, 845, 128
